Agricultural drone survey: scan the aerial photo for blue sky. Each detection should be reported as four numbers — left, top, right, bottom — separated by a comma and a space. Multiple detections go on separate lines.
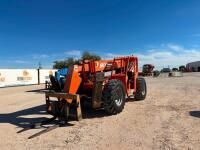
0, 0, 200, 69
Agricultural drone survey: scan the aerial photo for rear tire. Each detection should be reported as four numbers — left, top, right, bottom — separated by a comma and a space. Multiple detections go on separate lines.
102, 79, 126, 115
135, 77, 147, 100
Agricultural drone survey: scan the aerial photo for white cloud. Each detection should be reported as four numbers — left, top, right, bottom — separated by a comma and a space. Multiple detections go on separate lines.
32, 54, 49, 59
151, 51, 173, 58
64, 50, 81, 57
166, 43, 183, 51
160, 43, 183, 51
106, 53, 124, 58
138, 49, 200, 69
15, 60, 29, 64
103, 44, 200, 70
147, 49, 156, 53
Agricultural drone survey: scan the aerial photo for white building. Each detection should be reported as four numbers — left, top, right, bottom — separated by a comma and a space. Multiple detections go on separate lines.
186, 61, 200, 72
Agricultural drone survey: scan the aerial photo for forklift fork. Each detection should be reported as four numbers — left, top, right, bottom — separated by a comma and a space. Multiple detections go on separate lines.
18, 92, 82, 139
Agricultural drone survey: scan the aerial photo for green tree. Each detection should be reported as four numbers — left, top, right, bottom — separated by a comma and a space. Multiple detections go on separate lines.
81, 51, 101, 61
53, 60, 66, 69
53, 51, 101, 69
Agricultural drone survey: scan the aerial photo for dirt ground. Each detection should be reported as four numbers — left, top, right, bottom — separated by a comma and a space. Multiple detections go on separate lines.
0, 72, 200, 150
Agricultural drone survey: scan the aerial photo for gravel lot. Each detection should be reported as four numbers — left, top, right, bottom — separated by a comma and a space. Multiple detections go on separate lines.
0, 72, 200, 150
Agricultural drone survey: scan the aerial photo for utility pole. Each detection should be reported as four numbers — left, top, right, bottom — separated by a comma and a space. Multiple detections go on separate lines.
37, 62, 42, 85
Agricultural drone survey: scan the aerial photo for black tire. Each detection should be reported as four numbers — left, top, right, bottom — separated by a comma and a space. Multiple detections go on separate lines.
135, 77, 147, 100
102, 79, 126, 115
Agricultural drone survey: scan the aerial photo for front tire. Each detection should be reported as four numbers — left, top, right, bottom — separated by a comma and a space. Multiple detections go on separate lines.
102, 79, 126, 115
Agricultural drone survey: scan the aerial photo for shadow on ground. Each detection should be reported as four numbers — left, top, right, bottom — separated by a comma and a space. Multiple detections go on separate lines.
0, 104, 48, 128
82, 98, 136, 119
189, 111, 200, 118
81, 104, 106, 119
26, 89, 46, 93
0, 97, 139, 130
0, 103, 108, 129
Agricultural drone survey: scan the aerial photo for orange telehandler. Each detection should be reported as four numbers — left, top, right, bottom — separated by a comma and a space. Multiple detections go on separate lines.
19, 56, 147, 138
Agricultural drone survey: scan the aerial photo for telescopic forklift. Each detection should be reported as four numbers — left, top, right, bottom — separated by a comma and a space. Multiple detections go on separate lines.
19, 56, 147, 139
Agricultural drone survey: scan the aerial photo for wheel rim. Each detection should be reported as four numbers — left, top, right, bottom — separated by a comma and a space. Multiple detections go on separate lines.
142, 90, 145, 95
114, 87, 123, 106
115, 98, 122, 106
